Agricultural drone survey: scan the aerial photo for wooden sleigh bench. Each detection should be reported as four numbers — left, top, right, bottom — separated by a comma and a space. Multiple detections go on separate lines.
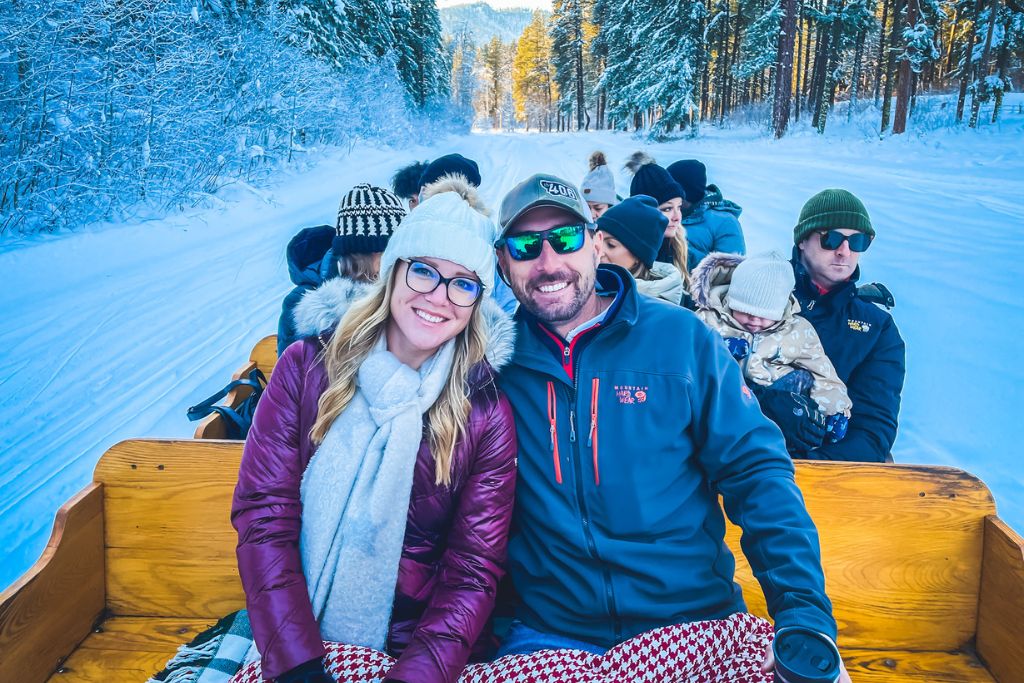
2, 439, 1023, 683
192, 335, 278, 440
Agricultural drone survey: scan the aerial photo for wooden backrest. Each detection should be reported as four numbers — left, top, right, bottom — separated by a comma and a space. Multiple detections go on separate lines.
726, 463, 994, 652
192, 335, 279, 440
250, 334, 279, 380
94, 440, 996, 652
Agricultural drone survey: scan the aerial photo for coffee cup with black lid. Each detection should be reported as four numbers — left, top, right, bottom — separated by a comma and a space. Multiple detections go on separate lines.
772, 626, 842, 683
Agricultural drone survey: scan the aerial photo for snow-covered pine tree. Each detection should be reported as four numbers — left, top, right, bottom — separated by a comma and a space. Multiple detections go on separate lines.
513, 10, 559, 131
450, 27, 478, 120
600, 0, 706, 137
406, 0, 450, 108
550, 0, 591, 130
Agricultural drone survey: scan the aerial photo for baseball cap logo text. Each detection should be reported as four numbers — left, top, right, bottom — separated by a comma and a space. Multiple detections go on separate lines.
540, 180, 578, 201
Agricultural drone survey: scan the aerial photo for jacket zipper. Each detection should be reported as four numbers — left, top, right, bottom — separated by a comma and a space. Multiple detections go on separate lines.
546, 381, 563, 484
587, 377, 600, 486
568, 361, 620, 641
544, 324, 621, 640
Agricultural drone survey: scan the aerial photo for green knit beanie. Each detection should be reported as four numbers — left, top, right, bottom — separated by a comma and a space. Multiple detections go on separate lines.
793, 189, 874, 244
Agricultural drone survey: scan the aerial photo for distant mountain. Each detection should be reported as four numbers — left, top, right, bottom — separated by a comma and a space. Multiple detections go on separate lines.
440, 2, 543, 44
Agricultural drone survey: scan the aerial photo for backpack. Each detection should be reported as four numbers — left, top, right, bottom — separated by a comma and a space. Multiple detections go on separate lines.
187, 368, 267, 440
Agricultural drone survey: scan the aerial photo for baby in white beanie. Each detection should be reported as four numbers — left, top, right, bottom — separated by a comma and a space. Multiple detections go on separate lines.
692, 251, 852, 442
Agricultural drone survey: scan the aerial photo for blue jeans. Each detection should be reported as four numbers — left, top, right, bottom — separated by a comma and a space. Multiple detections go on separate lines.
496, 620, 608, 658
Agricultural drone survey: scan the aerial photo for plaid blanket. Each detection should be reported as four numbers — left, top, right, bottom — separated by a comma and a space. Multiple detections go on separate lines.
229, 612, 773, 683
149, 611, 254, 683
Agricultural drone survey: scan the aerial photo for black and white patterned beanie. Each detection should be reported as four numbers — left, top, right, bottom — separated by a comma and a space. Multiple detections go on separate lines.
334, 184, 406, 256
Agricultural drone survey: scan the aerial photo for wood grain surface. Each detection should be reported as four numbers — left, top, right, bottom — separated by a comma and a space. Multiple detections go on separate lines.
727, 462, 994, 651
0, 484, 105, 683
976, 515, 1024, 683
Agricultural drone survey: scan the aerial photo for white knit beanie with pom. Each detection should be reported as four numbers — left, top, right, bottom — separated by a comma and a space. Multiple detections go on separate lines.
379, 176, 498, 291
581, 151, 618, 206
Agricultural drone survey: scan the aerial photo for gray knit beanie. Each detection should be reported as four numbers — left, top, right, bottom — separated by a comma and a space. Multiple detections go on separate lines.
727, 251, 795, 322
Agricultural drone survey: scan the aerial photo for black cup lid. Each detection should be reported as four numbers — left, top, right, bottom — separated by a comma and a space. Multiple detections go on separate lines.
773, 627, 841, 683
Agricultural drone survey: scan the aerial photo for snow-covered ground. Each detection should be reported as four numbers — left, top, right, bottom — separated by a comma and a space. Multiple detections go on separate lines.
2, 96, 1023, 590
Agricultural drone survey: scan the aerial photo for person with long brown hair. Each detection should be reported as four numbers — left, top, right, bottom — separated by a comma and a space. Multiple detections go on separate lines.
624, 152, 692, 296
233, 176, 517, 683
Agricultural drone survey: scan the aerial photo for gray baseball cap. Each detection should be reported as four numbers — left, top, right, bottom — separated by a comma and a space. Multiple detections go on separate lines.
498, 173, 594, 236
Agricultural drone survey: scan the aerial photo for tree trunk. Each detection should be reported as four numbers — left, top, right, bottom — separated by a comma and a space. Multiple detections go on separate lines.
958, 0, 986, 121
943, 8, 959, 77
874, 0, 891, 104
795, 0, 805, 120
880, 0, 904, 131
969, 0, 999, 127
816, 11, 843, 134
810, 24, 829, 129
774, 0, 799, 137
849, 28, 866, 121
893, 0, 918, 133
575, 37, 585, 130
991, 18, 1012, 122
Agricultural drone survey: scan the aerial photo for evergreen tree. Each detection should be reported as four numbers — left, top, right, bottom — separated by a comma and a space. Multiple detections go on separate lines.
406, 0, 450, 107
550, 0, 592, 129
450, 27, 478, 119
513, 11, 558, 130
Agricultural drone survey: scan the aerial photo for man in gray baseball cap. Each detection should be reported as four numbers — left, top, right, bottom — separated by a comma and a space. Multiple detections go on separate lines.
498, 173, 594, 234
493, 176, 847, 680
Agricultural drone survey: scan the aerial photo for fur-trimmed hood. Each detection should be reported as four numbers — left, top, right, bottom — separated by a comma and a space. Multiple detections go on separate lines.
292, 276, 516, 371
691, 252, 799, 333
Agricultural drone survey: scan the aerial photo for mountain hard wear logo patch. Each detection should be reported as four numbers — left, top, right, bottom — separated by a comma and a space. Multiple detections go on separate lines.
615, 384, 648, 405
847, 319, 871, 332
540, 180, 579, 201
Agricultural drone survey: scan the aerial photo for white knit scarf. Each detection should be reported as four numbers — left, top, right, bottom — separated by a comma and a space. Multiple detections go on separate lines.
299, 337, 455, 650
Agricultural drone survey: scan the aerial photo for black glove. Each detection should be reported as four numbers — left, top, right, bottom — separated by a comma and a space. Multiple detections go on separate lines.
276, 658, 332, 683
755, 389, 827, 453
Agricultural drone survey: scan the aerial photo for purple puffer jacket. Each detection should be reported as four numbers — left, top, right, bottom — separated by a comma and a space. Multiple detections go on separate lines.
232, 280, 518, 683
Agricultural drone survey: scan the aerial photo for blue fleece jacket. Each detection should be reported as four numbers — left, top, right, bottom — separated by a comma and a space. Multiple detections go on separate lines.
683, 185, 746, 270
497, 265, 836, 649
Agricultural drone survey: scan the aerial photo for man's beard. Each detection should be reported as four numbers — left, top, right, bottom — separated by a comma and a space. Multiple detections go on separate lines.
512, 266, 597, 326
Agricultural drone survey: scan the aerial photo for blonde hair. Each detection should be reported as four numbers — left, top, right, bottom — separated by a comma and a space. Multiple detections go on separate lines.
337, 252, 380, 283
668, 229, 692, 291
309, 270, 488, 486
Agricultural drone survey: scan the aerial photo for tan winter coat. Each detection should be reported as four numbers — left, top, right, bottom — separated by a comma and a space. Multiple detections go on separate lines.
692, 253, 852, 417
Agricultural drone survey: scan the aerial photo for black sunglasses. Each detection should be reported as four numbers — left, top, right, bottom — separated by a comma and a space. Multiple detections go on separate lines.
400, 259, 483, 307
494, 223, 589, 261
818, 230, 872, 252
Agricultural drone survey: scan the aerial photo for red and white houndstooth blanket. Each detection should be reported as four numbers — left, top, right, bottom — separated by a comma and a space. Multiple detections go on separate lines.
230, 612, 773, 683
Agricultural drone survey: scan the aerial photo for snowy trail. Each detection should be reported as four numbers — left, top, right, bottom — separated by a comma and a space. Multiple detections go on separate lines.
2, 112, 1024, 589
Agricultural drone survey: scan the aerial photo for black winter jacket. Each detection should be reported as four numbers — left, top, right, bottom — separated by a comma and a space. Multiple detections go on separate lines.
791, 250, 906, 462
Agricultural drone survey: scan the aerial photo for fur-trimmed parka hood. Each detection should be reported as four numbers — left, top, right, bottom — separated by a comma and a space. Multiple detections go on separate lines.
691, 252, 799, 333
291, 276, 516, 372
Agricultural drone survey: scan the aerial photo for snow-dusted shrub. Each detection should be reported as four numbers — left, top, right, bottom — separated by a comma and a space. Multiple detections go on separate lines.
0, 0, 456, 236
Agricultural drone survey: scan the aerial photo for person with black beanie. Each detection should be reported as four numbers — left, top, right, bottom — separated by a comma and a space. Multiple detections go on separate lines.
624, 151, 690, 292
667, 159, 746, 270
596, 195, 687, 305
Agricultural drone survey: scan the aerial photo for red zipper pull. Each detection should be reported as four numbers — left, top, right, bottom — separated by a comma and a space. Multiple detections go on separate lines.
547, 381, 563, 485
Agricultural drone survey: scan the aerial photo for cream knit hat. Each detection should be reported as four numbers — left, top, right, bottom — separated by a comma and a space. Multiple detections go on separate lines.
379, 180, 497, 291
727, 251, 795, 322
